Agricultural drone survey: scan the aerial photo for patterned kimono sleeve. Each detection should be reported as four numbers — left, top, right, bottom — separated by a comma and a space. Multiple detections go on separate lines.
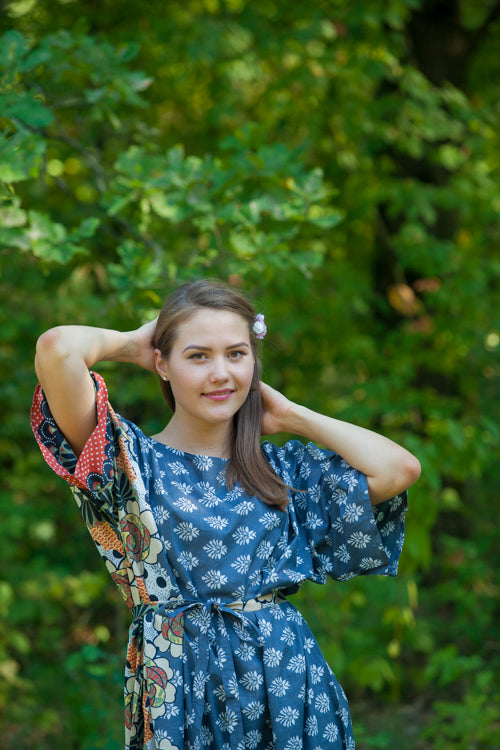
30, 371, 127, 519
264, 440, 407, 582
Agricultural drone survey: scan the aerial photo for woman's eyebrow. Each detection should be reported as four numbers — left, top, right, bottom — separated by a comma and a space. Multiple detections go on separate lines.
227, 341, 250, 349
182, 341, 250, 354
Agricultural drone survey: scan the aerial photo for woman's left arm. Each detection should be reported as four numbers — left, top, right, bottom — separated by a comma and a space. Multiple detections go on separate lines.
260, 382, 421, 505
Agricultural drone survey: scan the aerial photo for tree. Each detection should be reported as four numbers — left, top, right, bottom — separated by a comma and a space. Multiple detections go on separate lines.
1, 1, 499, 747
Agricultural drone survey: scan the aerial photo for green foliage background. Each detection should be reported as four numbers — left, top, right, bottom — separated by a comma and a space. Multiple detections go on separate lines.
1, 1, 499, 748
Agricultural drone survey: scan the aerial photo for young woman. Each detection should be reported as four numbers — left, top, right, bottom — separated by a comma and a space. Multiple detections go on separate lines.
31, 279, 420, 750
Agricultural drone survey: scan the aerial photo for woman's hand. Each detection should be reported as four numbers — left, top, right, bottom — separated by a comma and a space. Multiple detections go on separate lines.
260, 382, 294, 436
128, 318, 158, 373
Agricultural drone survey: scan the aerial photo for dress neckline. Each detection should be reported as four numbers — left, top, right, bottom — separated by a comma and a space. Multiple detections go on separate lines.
146, 434, 230, 462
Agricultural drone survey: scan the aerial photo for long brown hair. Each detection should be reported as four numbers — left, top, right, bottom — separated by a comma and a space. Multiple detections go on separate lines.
153, 279, 289, 509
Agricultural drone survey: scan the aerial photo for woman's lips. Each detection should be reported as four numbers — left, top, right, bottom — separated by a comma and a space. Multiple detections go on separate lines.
203, 390, 234, 401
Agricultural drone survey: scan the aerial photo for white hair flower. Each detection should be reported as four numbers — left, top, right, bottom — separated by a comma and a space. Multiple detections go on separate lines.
253, 313, 267, 339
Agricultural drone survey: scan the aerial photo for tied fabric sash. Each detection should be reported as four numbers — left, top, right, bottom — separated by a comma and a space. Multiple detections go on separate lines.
129, 594, 284, 749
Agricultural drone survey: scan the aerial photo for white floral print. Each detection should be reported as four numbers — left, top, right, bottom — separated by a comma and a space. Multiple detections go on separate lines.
262, 647, 283, 667
201, 570, 228, 589
323, 722, 339, 742
305, 716, 318, 736
174, 497, 197, 513
344, 503, 364, 523
240, 670, 264, 692
276, 706, 300, 727
348, 531, 371, 549
233, 526, 257, 544
268, 677, 291, 697
217, 709, 238, 733
235, 642, 256, 662
178, 551, 199, 570
288, 655, 307, 673
242, 701, 265, 720
204, 515, 229, 530
259, 513, 281, 530
174, 521, 200, 541
203, 539, 228, 560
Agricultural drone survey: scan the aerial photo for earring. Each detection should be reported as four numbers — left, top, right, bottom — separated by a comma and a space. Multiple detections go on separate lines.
161, 376, 168, 382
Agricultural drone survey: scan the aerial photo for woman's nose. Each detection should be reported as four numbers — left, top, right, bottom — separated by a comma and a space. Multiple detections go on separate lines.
209, 357, 230, 381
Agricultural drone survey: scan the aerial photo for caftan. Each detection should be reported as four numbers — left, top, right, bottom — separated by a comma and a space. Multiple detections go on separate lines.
31, 373, 407, 750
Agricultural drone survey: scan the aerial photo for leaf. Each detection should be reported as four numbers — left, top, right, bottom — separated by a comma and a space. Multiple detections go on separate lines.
306, 205, 344, 229
0, 30, 30, 72
229, 231, 256, 258
4, 91, 54, 127
69, 217, 101, 241
106, 192, 137, 216
0, 130, 46, 182
148, 192, 189, 221
0, 197, 27, 227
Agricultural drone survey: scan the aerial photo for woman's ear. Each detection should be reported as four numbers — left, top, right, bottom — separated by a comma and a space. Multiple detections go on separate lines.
153, 348, 169, 381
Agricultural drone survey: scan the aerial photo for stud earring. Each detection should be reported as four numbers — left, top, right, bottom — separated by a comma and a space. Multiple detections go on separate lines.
161, 375, 168, 382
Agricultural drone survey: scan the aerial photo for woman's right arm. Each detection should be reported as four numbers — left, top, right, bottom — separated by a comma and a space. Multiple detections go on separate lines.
35, 321, 157, 457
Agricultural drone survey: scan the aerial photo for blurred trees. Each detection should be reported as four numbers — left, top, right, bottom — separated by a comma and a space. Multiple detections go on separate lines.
1, 1, 499, 747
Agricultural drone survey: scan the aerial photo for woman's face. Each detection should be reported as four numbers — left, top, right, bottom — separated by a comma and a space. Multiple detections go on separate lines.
155, 308, 255, 430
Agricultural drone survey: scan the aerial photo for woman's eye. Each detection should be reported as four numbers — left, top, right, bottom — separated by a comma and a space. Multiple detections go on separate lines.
188, 350, 246, 361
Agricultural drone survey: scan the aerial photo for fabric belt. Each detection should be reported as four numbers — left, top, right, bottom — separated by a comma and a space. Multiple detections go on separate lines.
129, 593, 284, 749
131, 591, 281, 621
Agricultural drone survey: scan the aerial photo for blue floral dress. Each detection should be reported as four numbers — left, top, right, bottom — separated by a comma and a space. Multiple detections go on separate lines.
31, 373, 407, 750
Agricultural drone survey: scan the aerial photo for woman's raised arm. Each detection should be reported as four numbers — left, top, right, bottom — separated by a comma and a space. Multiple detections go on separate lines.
260, 381, 421, 505
35, 321, 157, 457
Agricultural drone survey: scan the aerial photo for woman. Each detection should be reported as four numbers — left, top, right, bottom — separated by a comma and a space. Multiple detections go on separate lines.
31, 279, 420, 750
